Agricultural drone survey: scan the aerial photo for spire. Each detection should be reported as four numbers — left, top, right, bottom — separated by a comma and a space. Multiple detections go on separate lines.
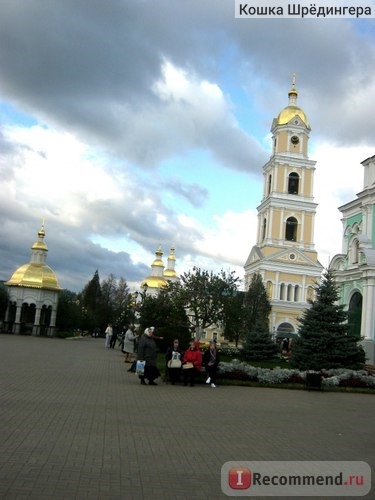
164, 245, 178, 281
32, 222, 48, 256
288, 73, 298, 105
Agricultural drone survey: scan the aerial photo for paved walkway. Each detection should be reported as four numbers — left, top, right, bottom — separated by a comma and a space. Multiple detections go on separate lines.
0, 334, 374, 499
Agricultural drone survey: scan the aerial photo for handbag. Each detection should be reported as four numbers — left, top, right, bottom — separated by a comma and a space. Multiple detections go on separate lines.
182, 362, 194, 369
168, 358, 182, 369
136, 360, 145, 375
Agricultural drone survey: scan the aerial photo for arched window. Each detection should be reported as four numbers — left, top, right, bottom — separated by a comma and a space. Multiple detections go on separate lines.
40, 305, 52, 336
262, 218, 267, 240
277, 322, 295, 334
268, 174, 272, 195
288, 172, 299, 194
279, 283, 285, 300
20, 303, 36, 335
348, 292, 362, 339
294, 285, 300, 302
285, 217, 298, 241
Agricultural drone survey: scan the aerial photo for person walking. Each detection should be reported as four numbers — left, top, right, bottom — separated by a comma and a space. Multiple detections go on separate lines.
109, 326, 118, 349
182, 340, 202, 387
137, 327, 163, 385
203, 340, 220, 388
104, 323, 113, 349
165, 338, 183, 384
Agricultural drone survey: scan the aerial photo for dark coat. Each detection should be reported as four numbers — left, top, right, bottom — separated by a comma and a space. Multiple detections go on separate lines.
137, 334, 157, 367
203, 347, 220, 368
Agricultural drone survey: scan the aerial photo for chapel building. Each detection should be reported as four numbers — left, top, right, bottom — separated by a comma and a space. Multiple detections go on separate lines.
4, 224, 61, 336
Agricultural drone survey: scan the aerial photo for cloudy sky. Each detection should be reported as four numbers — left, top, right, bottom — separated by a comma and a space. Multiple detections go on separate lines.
0, 1, 374, 292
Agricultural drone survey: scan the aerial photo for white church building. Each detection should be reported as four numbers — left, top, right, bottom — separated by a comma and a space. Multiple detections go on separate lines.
329, 155, 375, 364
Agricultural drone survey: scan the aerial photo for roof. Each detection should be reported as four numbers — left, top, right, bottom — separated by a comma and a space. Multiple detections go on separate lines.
6, 263, 62, 291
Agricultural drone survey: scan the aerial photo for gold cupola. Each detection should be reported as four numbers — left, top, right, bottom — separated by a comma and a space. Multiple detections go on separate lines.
276, 75, 310, 128
141, 245, 168, 290
6, 224, 61, 291
164, 245, 178, 280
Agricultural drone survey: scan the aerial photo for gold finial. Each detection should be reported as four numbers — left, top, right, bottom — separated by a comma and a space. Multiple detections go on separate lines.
38, 219, 46, 239
288, 73, 298, 104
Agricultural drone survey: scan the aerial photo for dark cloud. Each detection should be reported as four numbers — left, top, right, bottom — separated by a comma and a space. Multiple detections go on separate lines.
163, 178, 209, 207
1, 1, 373, 161
0, 1, 374, 291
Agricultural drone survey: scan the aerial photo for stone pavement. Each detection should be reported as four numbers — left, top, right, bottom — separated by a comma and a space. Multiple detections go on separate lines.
0, 334, 374, 500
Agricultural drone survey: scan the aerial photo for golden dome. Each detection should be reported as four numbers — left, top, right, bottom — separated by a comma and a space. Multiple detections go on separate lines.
6, 263, 61, 291
276, 105, 309, 127
164, 269, 177, 278
32, 240, 48, 251
152, 258, 164, 267
140, 276, 168, 289
152, 246, 164, 267
276, 75, 309, 128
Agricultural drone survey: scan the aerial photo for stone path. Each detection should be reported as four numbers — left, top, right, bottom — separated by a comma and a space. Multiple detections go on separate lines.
0, 334, 374, 499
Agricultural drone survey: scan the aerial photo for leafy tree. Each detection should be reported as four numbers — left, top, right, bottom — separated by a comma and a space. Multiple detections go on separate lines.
170, 267, 240, 339
222, 291, 245, 347
290, 270, 365, 370
101, 273, 118, 325
113, 277, 133, 329
242, 273, 278, 360
56, 289, 82, 332
138, 287, 190, 352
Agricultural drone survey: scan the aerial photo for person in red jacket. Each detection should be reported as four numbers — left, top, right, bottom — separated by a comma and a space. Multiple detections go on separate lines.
182, 340, 202, 387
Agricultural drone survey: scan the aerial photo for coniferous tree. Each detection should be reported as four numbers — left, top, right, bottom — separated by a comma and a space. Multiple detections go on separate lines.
78, 270, 104, 332
222, 291, 246, 347
290, 270, 365, 370
242, 273, 278, 360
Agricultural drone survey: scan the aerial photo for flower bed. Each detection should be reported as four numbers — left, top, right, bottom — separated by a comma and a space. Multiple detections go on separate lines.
218, 359, 375, 389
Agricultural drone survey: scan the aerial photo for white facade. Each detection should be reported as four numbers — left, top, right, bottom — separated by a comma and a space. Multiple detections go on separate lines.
4, 225, 61, 336
329, 155, 375, 363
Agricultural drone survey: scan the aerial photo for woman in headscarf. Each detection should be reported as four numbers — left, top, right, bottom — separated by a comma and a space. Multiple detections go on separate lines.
137, 327, 162, 385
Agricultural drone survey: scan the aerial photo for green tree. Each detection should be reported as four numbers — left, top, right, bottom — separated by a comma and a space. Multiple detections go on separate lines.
101, 273, 118, 325
222, 291, 245, 347
290, 270, 365, 370
78, 270, 104, 332
113, 277, 133, 329
138, 287, 190, 352
56, 289, 82, 332
170, 267, 240, 339
242, 273, 277, 360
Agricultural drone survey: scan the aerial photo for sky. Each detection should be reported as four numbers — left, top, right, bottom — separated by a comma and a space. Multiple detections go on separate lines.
0, 0, 374, 293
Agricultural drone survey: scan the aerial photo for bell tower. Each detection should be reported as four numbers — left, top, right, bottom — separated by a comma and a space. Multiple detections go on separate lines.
244, 77, 323, 336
